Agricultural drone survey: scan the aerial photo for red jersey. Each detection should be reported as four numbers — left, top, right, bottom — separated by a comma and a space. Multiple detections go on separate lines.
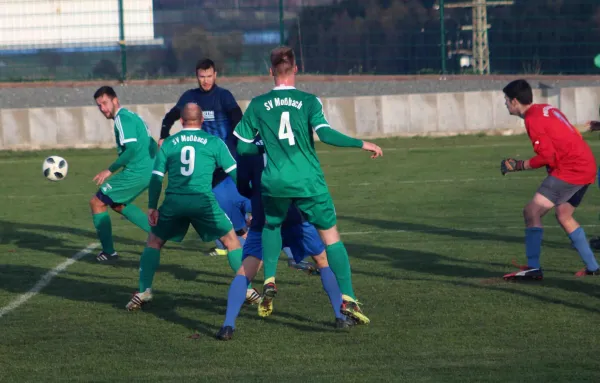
524, 104, 596, 185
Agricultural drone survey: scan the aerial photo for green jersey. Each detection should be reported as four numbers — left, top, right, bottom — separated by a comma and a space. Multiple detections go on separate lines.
234, 86, 330, 197
113, 108, 157, 174
153, 128, 237, 195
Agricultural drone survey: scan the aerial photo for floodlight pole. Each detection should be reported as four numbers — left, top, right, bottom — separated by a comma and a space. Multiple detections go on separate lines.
435, 0, 514, 74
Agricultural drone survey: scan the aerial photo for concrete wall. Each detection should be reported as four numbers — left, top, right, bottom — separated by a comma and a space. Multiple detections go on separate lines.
2, 86, 600, 150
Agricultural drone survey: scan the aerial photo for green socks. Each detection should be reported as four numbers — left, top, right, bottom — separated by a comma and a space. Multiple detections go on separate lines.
262, 225, 282, 284
121, 204, 151, 233
326, 241, 356, 300
227, 248, 243, 273
227, 248, 252, 288
92, 211, 115, 254
139, 247, 161, 292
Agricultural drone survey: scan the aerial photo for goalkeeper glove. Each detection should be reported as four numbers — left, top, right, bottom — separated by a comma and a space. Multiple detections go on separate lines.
589, 121, 600, 132
500, 158, 525, 175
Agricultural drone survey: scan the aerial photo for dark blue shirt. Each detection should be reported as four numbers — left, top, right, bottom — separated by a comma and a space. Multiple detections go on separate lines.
161, 85, 243, 186
164, 86, 239, 152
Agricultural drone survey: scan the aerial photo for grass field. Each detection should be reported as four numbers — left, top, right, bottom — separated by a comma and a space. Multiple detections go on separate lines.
2, 134, 600, 382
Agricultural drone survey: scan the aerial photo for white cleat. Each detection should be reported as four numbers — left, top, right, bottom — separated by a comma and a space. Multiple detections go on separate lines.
245, 288, 261, 305
125, 288, 153, 311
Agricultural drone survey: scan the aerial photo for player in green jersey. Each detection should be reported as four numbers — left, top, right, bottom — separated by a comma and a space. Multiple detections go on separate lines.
125, 103, 246, 311
91, 86, 157, 263
233, 46, 382, 325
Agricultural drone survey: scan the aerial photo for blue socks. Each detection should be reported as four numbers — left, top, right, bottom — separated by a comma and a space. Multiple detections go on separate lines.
223, 275, 249, 329
569, 227, 600, 271
525, 227, 543, 269
525, 226, 600, 272
320, 267, 343, 319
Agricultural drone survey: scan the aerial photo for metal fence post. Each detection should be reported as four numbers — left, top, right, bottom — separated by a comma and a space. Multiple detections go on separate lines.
440, 0, 447, 74
118, 0, 127, 82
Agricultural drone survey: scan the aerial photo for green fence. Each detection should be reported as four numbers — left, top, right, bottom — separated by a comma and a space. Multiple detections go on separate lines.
1, 0, 600, 82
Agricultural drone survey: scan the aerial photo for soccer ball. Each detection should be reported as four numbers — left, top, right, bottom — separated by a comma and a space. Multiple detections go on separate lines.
43, 156, 68, 181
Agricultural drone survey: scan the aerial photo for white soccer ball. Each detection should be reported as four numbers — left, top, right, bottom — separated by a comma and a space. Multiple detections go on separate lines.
42, 156, 68, 181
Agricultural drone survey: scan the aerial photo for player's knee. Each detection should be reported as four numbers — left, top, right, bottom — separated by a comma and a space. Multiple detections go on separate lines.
265, 215, 285, 228
221, 230, 241, 250
89, 196, 106, 212
523, 203, 538, 220
112, 203, 125, 213
146, 233, 165, 249
555, 207, 574, 225
311, 251, 328, 268
318, 225, 340, 246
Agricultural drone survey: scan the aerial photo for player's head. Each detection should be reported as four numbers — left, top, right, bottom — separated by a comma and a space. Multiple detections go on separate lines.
269, 46, 297, 79
93, 86, 120, 120
180, 102, 204, 128
196, 59, 216, 92
503, 79, 533, 117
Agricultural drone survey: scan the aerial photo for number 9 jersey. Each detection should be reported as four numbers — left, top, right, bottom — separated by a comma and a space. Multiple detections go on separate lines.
234, 86, 330, 198
152, 128, 237, 196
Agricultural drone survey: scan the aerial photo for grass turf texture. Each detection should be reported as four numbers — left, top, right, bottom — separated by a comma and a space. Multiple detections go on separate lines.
1, 134, 600, 382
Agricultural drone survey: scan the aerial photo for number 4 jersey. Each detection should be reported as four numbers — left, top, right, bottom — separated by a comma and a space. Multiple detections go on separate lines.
234, 86, 330, 198
153, 128, 237, 195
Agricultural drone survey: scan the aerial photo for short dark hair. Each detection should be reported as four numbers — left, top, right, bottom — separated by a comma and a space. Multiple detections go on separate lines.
503, 79, 533, 105
195, 59, 215, 72
93, 86, 117, 100
270, 46, 295, 76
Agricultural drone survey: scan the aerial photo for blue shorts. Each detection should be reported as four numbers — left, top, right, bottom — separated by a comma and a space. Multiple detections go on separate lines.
212, 177, 251, 233
242, 222, 325, 263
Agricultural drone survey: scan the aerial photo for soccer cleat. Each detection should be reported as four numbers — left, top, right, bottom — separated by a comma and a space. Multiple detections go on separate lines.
340, 296, 370, 325
258, 282, 277, 317
503, 267, 543, 281
245, 288, 261, 305
335, 316, 356, 329
589, 237, 600, 251
96, 251, 118, 263
575, 267, 600, 277
208, 247, 228, 257
288, 259, 320, 275
125, 289, 153, 311
216, 326, 234, 341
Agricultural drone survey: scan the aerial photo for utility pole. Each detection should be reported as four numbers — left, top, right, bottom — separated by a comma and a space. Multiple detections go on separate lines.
435, 0, 514, 74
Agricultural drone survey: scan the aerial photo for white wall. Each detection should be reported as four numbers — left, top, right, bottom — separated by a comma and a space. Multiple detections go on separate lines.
2, 87, 600, 150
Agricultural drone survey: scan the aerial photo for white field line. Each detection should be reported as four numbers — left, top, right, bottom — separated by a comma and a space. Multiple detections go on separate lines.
0, 242, 99, 319
0, 222, 595, 318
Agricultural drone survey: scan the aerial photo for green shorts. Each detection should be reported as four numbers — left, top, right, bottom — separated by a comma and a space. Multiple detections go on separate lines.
152, 193, 233, 243
262, 193, 337, 230
99, 171, 150, 205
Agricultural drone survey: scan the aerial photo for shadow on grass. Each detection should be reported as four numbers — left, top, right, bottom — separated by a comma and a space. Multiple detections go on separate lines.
338, 215, 570, 250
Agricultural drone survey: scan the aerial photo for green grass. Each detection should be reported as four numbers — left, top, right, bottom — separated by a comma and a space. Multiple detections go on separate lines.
2, 134, 600, 382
